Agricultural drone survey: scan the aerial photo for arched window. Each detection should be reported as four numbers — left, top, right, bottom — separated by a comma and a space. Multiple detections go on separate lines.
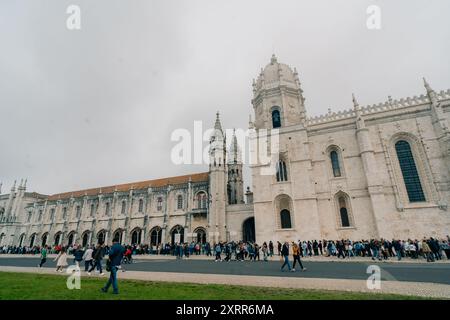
196, 192, 207, 209
177, 195, 183, 210
138, 199, 144, 213
49, 208, 55, 221
276, 160, 288, 182
338, 196, 350, 227
280, 209, 292, 229
150, 227, 162, 246
272, 109, 281, 128
330, 150, 341, 177
38, 210, 42, 221
62, 207, 67, 220
395, 140, 425, 202
157, 197, 163, 211
121, 201, 126, 214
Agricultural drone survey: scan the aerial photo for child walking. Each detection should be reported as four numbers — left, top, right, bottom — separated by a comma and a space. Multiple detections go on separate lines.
54, 247, 68, 272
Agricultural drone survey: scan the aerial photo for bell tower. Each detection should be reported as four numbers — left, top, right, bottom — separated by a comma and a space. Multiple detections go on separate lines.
251, 54, 307, 130
208, 112, 227, 243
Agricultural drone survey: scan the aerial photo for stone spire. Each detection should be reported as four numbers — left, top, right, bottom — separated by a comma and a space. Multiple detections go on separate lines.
228, 128, 242, 164
423, 77, 439, 107
214, 111, 223, 133
353, 93, 365, 129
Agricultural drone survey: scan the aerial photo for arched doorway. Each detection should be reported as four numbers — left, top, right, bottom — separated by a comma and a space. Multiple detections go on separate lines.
54, 232, 62, 246
131, 228, 142, 245
171, 225, 184, 244
150, 226, 162, 246
194, 227, 206, 244
41, 233, 48, 247
97, 230, 105, 245
81, 232, 89, 248
29, 233, 36, 247
113, 229, 123, 244
243, 217, 255, 243
18, 233, 26, 247
67, 232, 75, 246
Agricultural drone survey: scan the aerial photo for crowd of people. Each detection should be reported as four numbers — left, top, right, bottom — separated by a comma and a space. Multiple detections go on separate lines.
1, 236, 449, 294
2, 236, 450, 263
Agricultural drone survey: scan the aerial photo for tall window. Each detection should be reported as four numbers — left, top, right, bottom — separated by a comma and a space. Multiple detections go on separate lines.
197, 192, 207, 209
121, 201, 126, 214
27, 212, 32, 223
38, 210, 42, 221
50, 208, 55, 221
157, 197, 163, 211
276, 160, 288, 182
76, 206, 81, 219
62, 207, 67, 220
138, 199, 144, 213
280, 209, 292, 229
177, 195, 183, 210
90, 204, 95, 217
272, 109, 281, 128
395, 140, 425, 202
330, 150, 341, 177
338, 196, 350, 227
105, 202, 110, 216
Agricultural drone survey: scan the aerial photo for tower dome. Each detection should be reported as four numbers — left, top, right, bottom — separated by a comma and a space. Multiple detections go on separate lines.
254, 54, 299, 93
251, 55, 306, 129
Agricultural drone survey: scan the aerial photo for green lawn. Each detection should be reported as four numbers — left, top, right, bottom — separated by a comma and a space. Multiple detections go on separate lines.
0, 271, 425, 300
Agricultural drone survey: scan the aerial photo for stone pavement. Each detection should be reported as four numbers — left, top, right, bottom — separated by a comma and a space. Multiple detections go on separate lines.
1, 265, 449, 299
1, 253, 449, 264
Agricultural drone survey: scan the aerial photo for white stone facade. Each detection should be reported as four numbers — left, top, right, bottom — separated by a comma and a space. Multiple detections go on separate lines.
1, 55, 450, 248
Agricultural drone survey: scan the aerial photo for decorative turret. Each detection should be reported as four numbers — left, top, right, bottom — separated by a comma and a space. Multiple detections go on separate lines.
352, 93, 365, 129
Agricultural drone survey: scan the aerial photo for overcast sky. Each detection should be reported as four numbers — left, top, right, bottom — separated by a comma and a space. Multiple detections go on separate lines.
1, 0, 449, 195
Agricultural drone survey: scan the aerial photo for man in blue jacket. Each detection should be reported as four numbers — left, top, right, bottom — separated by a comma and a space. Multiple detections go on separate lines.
101, 239, 125, 294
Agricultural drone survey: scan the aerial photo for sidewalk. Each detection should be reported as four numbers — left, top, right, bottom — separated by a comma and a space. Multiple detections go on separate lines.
1, 253, 449, 264
0, 265, 449, 299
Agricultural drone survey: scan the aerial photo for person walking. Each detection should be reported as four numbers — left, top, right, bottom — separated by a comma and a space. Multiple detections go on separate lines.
38, 245, 48, 268
54, 247, 68, 272
73, 245, 84, 267
88, 243, 105, 275
214, 243, 222, 262
268, 241, 274, 257
101, 240, 125, 295
277, 241, 282, 256
291, 242, 306, 272
280, 241, 291, 272
262, 242, 268, 261
83, 245, 94, 272
422, 239, 434, 262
